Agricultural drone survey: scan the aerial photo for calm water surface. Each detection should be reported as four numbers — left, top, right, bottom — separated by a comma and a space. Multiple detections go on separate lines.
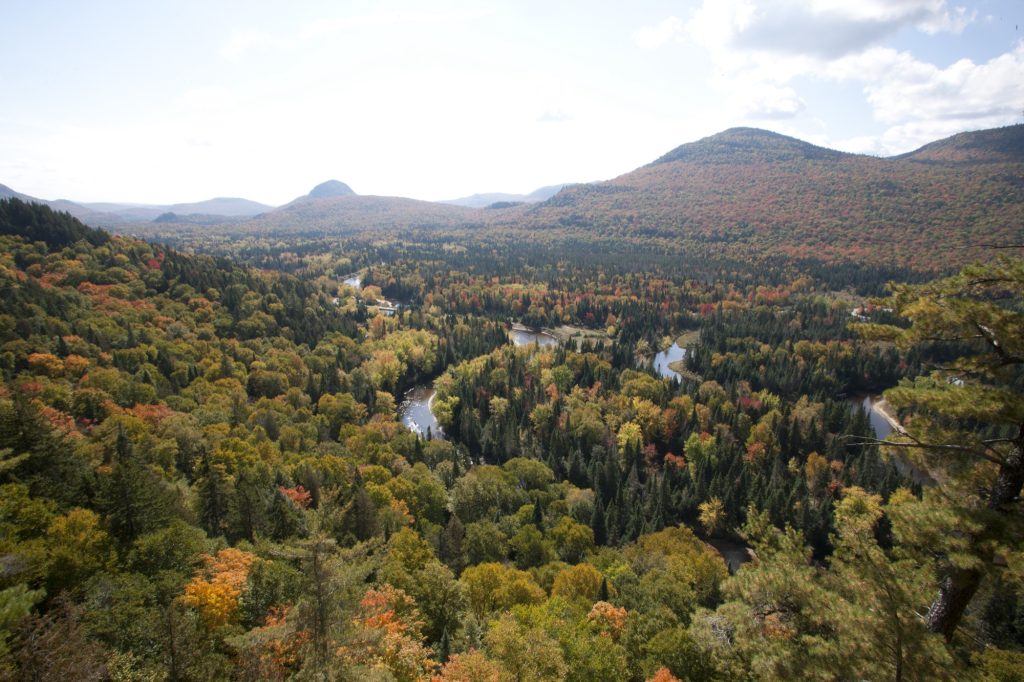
848, 394, 933, 485
509, 329, 559, 348
398, 385, 444, 439
652, 343, 686, 380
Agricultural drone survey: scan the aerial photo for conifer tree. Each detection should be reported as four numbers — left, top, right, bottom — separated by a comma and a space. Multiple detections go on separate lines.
98, 427, 171, 546
857, 256, 1024, 641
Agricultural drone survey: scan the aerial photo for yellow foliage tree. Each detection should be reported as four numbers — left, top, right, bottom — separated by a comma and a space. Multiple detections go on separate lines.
182, 547, 257, 628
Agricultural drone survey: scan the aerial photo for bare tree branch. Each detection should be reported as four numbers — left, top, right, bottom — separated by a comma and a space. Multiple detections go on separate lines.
844, 435, 1005, 466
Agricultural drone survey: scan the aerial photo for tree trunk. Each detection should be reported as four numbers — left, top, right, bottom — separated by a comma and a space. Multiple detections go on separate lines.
925, 446, 1022, 641
989, 447, 1023, 511
925, 565, 982, 642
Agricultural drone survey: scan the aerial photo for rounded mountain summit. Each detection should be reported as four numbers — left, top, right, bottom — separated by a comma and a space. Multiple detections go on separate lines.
307, 180, 356, 199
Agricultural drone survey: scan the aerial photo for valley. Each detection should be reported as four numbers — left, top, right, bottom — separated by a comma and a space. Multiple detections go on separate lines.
0, 123, 1021, 680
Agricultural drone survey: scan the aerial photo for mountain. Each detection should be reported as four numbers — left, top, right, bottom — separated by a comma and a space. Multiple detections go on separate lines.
165, 197, 272, 217
649, 127, 847, 165
526, 184, 566, 201
307, 180, 356, 199
0, 184, 273, 226
247, 194, 476, 234
0, 184, 100, 222
443, 184, 566, 208
235, 179, 477, 233
128, 125, 1023, 271
8, 125, 1023, 270
898, 124, 1024, 164
84, 197, 271, 223
0, 183, 34, 202
502, 125, 1024, 271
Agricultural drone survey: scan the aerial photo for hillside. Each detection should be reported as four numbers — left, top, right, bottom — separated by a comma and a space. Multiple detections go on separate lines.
498, 125, 1024, 271
0, 183, 100, 223
248, 193, 478, 233
649, 127, 848, 165
898, 124, 1024, 164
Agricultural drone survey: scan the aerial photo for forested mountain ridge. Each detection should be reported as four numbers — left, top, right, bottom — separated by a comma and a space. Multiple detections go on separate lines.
898, 123, 1024, 163
121, 124, 1024, 274
648, 127, 850, 165
245, 193, 479, 234
515, 124, 1024, 271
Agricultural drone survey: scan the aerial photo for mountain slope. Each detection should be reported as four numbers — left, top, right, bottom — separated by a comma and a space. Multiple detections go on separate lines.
166, 197, 272, 216
898, 124, 1024, 164
650, 127, 848, 165
498, 125, 1024, 270
247, 194, 477, 233
0, 184, 99, 222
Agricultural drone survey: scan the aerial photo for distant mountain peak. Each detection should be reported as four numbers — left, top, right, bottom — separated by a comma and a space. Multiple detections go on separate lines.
651, 127, 847, 166
441, 184, 566, 208
308, 180, 356, 199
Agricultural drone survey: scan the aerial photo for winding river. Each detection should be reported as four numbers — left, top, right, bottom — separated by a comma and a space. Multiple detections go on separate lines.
850, 394, 894, 439
509, 328, 559, 348
651, 342, 686, 380
848, 394, 934, 486
398, 385, 444, 439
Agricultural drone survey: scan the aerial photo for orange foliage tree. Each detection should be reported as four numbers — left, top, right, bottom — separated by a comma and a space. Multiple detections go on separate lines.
182, 547, 257, 628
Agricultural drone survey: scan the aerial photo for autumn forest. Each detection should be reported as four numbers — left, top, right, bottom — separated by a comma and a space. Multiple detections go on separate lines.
0, 124, 1023, 681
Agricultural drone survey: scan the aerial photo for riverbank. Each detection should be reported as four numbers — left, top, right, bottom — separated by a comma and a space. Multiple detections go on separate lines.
510, 323, 615, 347
871, 398, 905, 435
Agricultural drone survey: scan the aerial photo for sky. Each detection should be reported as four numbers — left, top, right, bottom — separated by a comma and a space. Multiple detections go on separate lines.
1, 0, 1022, 206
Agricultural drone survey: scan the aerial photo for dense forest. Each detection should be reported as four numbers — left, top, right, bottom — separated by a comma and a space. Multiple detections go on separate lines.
0, 197, 1021, 681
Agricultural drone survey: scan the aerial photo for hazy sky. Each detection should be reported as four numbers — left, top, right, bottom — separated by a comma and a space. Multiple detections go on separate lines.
2, 0, 1022, 205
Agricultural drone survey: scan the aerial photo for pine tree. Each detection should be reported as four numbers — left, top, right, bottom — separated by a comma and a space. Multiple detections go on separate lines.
857, 256, 1024, 641
98, 427, 171, 546
195, 457, 234, 539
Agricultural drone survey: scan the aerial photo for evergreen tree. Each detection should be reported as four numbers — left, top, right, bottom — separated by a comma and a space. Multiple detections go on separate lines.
195, 457, 234, 539
97, 427, 172, 547
858, 256, 1024, 641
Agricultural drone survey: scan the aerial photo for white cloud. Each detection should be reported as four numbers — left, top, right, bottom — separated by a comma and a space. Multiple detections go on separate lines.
730, 82, 806, 119
668, 0, 1017, 154
857, 46, 1024, 127
632, 16, 686, 50
918, 4, 976, 34
686, 0, 975, 59
818, 42, 1024, 152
